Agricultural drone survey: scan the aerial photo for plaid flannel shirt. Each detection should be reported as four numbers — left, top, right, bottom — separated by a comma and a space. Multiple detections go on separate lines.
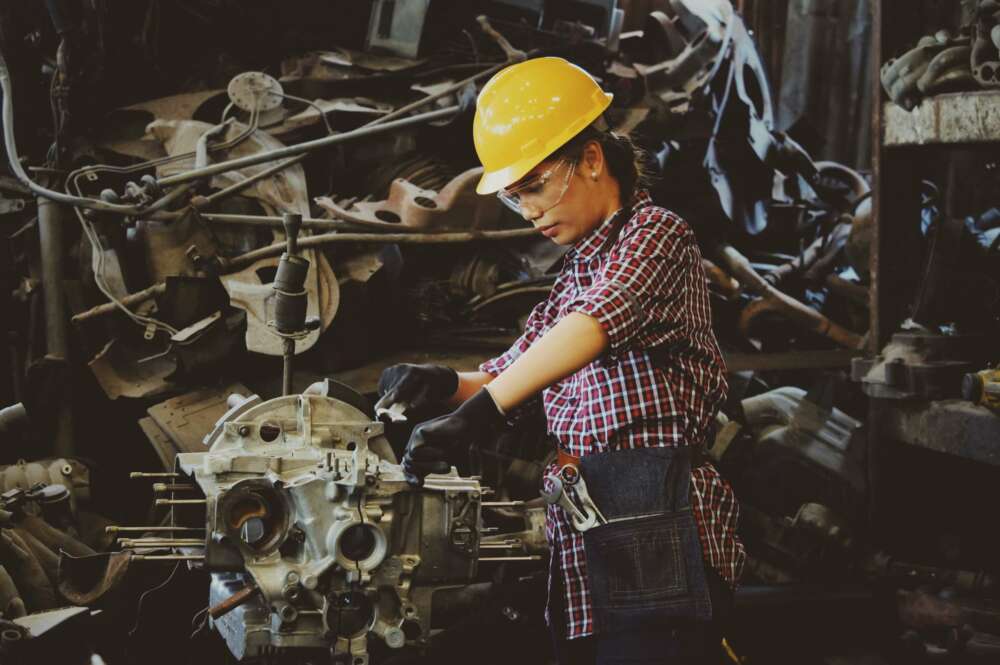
480, 191, 745, 639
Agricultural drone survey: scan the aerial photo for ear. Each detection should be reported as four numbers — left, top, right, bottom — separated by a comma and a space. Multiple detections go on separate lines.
581, 140, 605, 178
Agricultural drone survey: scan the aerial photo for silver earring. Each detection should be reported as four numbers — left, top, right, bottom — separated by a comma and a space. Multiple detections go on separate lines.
591, 171, 598, 180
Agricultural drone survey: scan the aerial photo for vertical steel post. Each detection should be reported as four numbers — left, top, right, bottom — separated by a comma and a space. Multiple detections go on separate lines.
36, 196, 73, 457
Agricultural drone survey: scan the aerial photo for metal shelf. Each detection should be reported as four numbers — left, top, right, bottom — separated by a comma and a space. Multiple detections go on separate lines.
883, 89, 1000, 147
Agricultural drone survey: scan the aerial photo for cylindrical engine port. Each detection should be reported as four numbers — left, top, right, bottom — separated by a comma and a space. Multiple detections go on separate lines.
325, 591, 374, 638
340, 524, 377, 561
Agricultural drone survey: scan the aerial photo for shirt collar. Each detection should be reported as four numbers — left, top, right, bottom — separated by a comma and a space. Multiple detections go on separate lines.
567, 189, 654, 262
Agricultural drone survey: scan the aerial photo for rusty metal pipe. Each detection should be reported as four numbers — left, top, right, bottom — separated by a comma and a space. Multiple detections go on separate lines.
825, 274, 869, 306
221, 227, 540, 273
150, 210, 410, 233
191, 57, 524, 210
193, 157, 304, 209
208, 584, 259, 620
152, 483, 197, 493
37, 196, 74, 457
157, 105, 460, 188
717, 244, 864, 349
38, 198, 68, 358
70, 273, 167, 325
106, 526, 204, 534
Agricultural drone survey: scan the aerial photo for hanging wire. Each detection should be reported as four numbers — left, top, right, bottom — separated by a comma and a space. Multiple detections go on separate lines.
129, 562, 182, 638
64, 100, 264, 337
190, 604, 210, 639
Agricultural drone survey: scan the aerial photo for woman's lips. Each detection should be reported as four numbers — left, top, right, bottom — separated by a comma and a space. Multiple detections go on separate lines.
539, 224, 560, 238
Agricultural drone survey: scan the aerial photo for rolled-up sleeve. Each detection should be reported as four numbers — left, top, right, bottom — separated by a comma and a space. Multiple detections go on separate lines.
567, 216, 697, 354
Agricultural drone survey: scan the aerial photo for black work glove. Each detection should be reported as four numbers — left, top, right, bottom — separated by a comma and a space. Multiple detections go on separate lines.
375, 364, 459, 419
402, 388, 507, 486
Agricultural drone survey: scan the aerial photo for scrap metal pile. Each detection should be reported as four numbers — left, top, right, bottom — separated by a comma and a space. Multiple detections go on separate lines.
0, 0, 996, 663
881, 0, 1000, 110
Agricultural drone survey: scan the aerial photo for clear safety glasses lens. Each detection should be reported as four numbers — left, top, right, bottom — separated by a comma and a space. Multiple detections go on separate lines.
497, 159, 576, 216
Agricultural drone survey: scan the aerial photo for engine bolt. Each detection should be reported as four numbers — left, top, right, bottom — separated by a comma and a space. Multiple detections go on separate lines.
238, 425, 251, 437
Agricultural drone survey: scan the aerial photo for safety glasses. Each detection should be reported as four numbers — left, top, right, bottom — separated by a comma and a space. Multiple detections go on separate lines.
497, 158, 576, 216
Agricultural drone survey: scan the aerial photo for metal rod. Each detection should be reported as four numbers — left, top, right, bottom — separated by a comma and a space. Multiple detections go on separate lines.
478, 556, 543, 562
481, 501, 526, 508
152, 483, 197, 493
209, 585, 260, 620
130, 472, 179, 479
189, 60, 513, 211
38, 198, 69, 360
155, 499, 207, 506
120, 539, 205, 547
182, 53, 533, 213
73, 283, 167, 324
131, 555, 204, 561
106, 526, 205, 533
194, 156, 303, 208
282, 337, 294, 396
479, 541, 522, 549
220, 227, 540, 273
157, 105, 460, 187
38, 196, 74, 458
198, 212, 400, 232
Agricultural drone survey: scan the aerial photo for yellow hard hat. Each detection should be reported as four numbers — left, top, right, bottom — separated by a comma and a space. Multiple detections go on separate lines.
473, 57, 613, 195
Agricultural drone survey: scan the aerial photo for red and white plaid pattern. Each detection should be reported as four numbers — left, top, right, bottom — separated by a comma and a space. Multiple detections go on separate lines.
481, 191, 745, 639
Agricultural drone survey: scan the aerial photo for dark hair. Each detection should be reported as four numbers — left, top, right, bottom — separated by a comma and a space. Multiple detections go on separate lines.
550, 123, 647, 203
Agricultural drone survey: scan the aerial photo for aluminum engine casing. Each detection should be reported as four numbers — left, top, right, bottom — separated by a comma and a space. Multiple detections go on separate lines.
176, 393, 482, 662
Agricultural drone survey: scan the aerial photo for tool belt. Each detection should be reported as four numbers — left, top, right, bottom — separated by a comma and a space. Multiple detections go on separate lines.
546, 445, 714, 633
556, 445, 711, 471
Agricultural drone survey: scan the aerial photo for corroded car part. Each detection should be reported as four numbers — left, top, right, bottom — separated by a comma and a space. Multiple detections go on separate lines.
851, 332, 990, 400
971, 0, 1000, 87
0, 459, 90, 506
881, 32, 976, 111
316, 167, 506, 231
716, 245, 864, 350
175, 392, 485, 662
148, 119, 340, 355
633, 1, 733, 116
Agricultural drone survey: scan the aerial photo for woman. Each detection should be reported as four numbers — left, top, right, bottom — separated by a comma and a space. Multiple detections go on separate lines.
377, 57, 745, 664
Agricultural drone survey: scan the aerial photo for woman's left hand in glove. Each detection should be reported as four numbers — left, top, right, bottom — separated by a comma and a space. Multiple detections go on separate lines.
401, 388, 507, 486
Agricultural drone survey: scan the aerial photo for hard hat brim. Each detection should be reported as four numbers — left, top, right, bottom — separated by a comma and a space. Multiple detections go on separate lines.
475, 91, 614, 195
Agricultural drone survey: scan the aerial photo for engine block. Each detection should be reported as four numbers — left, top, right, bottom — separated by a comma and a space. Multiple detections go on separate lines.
175, 392, 483, 662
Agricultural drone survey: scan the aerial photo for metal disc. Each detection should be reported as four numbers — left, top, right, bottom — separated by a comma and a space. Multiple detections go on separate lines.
227, 71, 284, 113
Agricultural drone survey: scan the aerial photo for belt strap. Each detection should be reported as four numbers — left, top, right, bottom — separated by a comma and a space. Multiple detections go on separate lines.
556, 448, 581, 469
556, 446, 709, 469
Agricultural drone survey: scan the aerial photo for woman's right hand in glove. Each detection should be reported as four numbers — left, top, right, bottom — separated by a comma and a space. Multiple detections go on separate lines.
374, 364, 459, 420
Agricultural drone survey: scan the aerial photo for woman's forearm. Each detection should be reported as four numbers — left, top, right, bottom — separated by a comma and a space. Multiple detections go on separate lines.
486, 312, 609, 412
448, 371, 495, 406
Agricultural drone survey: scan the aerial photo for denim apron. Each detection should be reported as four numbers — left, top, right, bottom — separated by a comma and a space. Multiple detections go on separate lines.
578, 447, 713, 634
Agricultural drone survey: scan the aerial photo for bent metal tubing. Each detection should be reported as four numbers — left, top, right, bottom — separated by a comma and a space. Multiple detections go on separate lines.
156, 105, 461, 188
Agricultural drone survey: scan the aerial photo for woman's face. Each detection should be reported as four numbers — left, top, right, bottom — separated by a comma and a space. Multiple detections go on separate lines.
502, 141, 621, 246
